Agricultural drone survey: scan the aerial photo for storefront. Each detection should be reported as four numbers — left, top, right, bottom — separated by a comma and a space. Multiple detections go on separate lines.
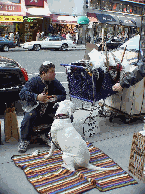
0, 0, 51, 42
0, 1, 25, 36
87, 12, 140, 43
50, 14, 78, 34
19, 16, 50, 42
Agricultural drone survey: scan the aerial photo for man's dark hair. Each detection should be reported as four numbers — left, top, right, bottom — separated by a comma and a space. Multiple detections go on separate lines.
39, 62, 55, 75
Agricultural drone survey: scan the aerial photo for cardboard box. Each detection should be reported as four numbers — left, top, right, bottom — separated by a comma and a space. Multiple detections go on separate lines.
105, 78, 145, 115
128, 132, 145, 182
84, 43, 98, 60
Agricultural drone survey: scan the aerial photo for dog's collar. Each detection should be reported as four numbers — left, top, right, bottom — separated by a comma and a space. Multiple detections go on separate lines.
55, 114, 69, 119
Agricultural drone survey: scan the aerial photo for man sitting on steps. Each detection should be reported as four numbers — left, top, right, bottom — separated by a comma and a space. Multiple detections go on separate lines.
18, 61, 66, 153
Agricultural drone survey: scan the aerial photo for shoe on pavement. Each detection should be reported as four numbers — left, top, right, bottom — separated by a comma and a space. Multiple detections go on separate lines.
18, 140, 30, 153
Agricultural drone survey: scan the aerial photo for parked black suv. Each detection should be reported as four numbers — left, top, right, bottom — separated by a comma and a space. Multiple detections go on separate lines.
0, 56, 28, 111
97, 37, 123, 51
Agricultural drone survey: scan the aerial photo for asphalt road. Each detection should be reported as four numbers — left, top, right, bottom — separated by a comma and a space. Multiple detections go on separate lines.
0, 47, 85, 80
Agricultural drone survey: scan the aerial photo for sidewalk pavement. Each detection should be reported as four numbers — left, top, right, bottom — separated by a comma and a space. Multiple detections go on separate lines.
0, 108, 145, 194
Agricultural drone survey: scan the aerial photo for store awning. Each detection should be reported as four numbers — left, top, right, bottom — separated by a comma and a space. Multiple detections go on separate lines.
87, 12, 139, 27
130, 17, 142, 28
26, 1, 51, 17
77, 16, 90, 25
58, 16, 77, 24
50, 14, 78, 24
26, 8, 51, 17
119, 0, 145, 5
87, 13, 98, 23
96, 13, 119, 25
0, 16, 23, 22
117, 15, 136, 27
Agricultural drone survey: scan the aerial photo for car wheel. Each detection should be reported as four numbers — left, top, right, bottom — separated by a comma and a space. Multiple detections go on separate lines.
3, 45, 9, 52
33, 44, 41, 51
60, 44, 68, 51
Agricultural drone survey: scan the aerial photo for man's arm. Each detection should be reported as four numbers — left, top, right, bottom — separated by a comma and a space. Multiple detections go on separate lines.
19, 77, 38, 103
112, 59, 145, 91
20, 77, 49, 104
54, 79, 66, 102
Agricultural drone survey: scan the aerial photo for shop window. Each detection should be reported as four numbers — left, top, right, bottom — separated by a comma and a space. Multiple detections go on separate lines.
102, 0, 110, 10
112, 3, 117, 11
126, 4, 130, 13
133, 6, 137, 14
112, 3, 122, 11
129, 6, 133, 13
86, 0, 89, 8
90, 0, 100, 9
123, 4, 127, 13
137, 7, 142, 15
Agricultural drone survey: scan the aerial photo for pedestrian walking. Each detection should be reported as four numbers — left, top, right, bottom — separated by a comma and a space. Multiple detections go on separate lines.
66, 31, 72, 40
36, 30, 41, 41
75, 32, 78, 44
41, 32, 44, 39
15, 32, 20, 46
9, 32, 14, 41
62, 32, 66, 39
4, 32, 9, 39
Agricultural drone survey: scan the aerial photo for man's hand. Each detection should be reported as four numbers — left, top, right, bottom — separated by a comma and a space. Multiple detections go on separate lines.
48, 95, 57, 103
37, 93, 57, 103
37, 93, 49, 103
112, 83, 123, 92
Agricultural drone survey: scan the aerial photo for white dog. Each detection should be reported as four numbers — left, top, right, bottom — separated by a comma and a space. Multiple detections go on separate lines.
44, 100, 117, 172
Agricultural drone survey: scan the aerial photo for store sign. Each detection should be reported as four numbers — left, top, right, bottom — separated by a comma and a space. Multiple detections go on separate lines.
0, 2, 21, 12
25, 0, 44, 7
0, 16, 23, 22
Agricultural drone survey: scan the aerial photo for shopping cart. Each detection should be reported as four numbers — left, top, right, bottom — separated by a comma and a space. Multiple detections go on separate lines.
60, 61, 145, 138
60, 61, 119, 137
60, 62, 117, 104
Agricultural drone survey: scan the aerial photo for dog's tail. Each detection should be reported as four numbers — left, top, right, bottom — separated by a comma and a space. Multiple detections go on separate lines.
87, 163, 118, 171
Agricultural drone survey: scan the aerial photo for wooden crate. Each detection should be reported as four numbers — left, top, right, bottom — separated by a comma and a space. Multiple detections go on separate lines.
128, 131, 145, 182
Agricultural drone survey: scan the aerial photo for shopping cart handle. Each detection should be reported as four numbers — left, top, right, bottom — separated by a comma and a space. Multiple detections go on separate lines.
60, 64, 85, 69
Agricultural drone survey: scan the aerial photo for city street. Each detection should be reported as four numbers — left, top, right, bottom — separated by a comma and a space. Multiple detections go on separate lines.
0, 46, 85, 108
0, 48, 145, 194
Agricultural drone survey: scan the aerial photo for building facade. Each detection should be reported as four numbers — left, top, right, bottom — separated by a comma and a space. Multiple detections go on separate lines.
84, 0, 145, 46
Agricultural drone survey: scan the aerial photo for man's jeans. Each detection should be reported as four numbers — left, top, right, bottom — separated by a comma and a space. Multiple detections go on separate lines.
20, 106, 56, 141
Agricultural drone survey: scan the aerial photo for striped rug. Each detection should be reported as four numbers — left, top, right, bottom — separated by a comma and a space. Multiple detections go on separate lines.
11, 142, 138, 193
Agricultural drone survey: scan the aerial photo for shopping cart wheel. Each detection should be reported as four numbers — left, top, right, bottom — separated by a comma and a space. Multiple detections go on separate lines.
122, 116, 131, 124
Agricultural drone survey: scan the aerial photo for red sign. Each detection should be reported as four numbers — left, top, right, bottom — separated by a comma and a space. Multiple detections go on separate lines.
0, 3, 21, 12
25, 0, 44, 7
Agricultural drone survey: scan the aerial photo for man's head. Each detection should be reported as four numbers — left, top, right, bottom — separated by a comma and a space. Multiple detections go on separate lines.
39, 61, 55, 81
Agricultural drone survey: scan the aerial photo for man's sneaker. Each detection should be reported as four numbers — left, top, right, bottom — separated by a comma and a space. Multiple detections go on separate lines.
18, 140, 30, 153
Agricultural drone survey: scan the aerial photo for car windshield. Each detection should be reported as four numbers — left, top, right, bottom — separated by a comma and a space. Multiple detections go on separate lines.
0, 60, 18, 67
42, 36, 65, 41
0, 37, 7, 41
